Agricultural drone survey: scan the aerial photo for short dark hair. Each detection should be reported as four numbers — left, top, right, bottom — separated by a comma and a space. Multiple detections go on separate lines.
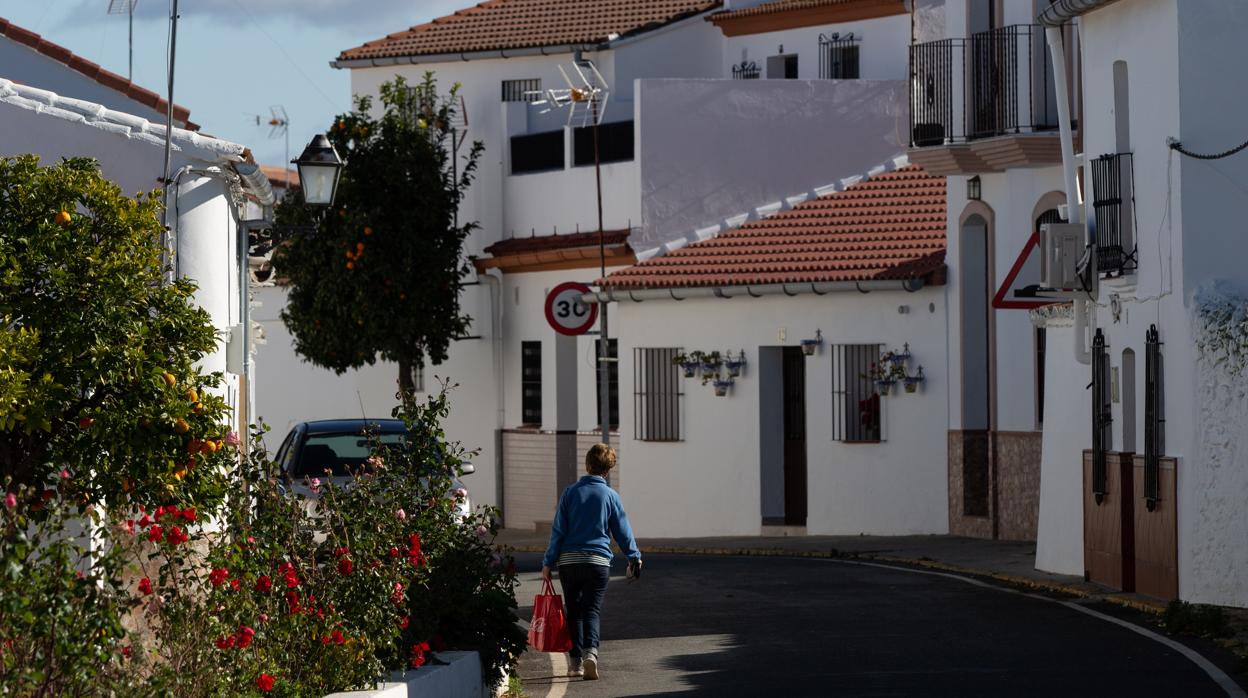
585, 443, 617, 476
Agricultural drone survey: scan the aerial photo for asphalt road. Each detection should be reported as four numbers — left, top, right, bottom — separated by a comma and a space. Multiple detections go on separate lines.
512, 553, 1244, 698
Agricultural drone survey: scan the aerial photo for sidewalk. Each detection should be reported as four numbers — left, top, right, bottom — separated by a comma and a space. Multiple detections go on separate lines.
496, 528, 1168, 614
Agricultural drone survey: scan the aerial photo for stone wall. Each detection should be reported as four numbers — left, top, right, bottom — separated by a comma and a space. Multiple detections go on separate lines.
948, 430, 1042, 541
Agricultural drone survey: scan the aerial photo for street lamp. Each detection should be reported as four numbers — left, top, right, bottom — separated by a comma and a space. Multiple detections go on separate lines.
293, 134, 344, 207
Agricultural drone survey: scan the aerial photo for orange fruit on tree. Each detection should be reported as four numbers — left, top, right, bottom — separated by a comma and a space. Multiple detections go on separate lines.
55, 210, 72, 226
78, 417, 94, 429
185, 388, 198, 403
162, 372, 177, 388
356, 242, 364, 251
363, 227, 373, 236
193, 401, 203, 414
346, 261, 355, 270
173, 418, 190, 434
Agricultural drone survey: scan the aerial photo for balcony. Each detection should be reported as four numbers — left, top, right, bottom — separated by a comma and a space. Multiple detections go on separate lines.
908, 24, 1073, 176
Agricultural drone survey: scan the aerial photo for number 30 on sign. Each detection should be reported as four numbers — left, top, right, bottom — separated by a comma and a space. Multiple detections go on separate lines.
544, 281, 598, 336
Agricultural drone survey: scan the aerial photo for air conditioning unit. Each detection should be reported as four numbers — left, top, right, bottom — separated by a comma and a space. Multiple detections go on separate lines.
1040, 222, 1086, 290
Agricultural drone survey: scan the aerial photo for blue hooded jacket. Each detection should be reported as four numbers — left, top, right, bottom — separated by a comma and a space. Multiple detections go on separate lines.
542, 475, 641, 568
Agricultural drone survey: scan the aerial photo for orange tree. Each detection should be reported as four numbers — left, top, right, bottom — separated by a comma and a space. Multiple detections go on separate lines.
0, 156, 234, 510
274, 73, 483, 399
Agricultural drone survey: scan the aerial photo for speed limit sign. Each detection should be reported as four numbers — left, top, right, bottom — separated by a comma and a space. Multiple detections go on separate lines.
545, 281, 599, 336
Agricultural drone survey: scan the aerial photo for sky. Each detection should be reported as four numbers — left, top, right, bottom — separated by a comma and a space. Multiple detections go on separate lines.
2, 0, 469, 168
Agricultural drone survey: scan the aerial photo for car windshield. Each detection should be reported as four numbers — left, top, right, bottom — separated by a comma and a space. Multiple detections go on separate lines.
295, 431, 406, 478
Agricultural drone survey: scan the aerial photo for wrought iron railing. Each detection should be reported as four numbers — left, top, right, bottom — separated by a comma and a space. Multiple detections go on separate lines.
909, 24, 1069, 147
819, 33, 860, 79
731, 61, 760, 80
1091, 329, 1111, 503
1092, 152, 1137, 277
1144, 325, 1164, 510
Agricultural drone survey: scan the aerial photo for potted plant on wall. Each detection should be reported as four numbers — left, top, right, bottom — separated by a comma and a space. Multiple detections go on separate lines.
700, 350, 722, 376
724, 350, 747, 378
713, 378, 734, 397
672, 351, 700, 378
903, 365, 925, 393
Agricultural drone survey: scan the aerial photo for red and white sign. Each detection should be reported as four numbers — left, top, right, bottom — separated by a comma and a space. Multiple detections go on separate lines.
545, 282, 598, 336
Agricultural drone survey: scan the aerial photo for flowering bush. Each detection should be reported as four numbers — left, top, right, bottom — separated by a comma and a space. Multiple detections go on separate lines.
0, 389, 522, 696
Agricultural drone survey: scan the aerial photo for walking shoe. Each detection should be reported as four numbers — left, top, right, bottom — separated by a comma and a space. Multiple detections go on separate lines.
567, 656, 584, 677
582, 650, 599, 680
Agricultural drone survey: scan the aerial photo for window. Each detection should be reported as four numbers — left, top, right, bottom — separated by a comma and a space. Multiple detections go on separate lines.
595, 339, 619, 431
502, 78, 541, 103
510, 130, 565, 174
1035, 327, 1046, 428
573, 120, 635, 166
819, 34, 861, 79
1144, 325, 1165, 510
521, 341, 542, 426
1091, 329, 1112, 501
411, 360, 425, 394
401, 84, 438, 124
831, 343, 884, 442
1092, 152, 1137, 277
633, 347, 682, 441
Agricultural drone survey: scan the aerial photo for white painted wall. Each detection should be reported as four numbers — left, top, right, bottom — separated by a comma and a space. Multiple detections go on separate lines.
0, 36, 188, 127
615, 289, 950, 538
635, 78, 907, 252
721, 13, 910, 80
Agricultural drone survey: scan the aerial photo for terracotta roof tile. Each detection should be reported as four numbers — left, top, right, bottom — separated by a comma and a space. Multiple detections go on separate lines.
603, 166, 946, 289
0, 16, 196, 130
337, 0, 721, 62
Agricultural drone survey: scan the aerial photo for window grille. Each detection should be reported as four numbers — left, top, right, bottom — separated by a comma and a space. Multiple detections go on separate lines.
402, 84, 438, 124
412, 360, 425, 394
819, 34, 861, 79
1035, 327, 1046, 428
1144, 325, 1164, 510
1092, 152, 1137, 277
731, 60, 760, 80
633, 347, 682, 442
831, 343, 884, 442
596, 339, 619, 430
521, 341, 542, 426
510, 130, 565, 174
573, 120, 635, 166
502, 78, 541, 102
1091, 329, 1111, 502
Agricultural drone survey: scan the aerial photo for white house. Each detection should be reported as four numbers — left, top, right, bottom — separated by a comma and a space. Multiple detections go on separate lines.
1029, 0, 1248, 608
0, 75, 272, 441
256, 0, 918, 524
905, 0, 1073, 546
601, 164, 949, 537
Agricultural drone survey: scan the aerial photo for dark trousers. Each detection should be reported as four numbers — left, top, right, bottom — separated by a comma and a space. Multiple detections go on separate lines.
558, 563, 611, 658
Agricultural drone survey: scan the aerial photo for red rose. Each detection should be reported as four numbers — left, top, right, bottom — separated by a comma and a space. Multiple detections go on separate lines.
285, 591, 300, 613
332, 629, 345, 645
137, 514, 152, 529
147, 525, 163, 543
138, 577, 153, 596
154, 506, 166, 519
334, 546, 349, 557
121, 646, 132, 659
255, 575, 272, 593
230, 578, 242, 591
389, 547, 399, 558
215, 635, 235, 650
237, 626, 255, 649
167, 526, 188, 546
398, 616, 409, 630
336, 558, 353, 576
209, 567, 229, 587
410, 641, 430, 668
255, 673, 275, 692
164, 506, 181, 521
321, 635, 330, 645
182, 507, 196, 522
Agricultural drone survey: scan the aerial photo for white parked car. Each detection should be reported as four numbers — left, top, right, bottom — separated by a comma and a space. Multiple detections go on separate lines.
273, 418, 473, 521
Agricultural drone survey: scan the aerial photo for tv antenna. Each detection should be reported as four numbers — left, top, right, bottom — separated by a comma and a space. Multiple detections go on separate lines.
527, 58, 610, 127
249, 105, 291, 167
107, 0, 139, 82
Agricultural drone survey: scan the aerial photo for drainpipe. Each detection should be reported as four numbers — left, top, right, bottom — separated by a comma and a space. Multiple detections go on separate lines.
1042, 23, 1092, 365
480, 269, 506, 519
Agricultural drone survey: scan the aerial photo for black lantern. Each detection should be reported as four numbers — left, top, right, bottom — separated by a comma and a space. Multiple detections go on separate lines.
293, 134, 343, 207
967, 175, 982, 201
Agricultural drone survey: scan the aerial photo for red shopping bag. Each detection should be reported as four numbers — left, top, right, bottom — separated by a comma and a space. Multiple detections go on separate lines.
529, 579, 572, 652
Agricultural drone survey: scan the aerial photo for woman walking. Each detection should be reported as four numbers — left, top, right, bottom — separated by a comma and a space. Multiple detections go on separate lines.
541, 443, 642, 681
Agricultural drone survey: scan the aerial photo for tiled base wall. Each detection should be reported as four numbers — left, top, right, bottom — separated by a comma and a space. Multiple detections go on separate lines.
948, 430, 1042, 541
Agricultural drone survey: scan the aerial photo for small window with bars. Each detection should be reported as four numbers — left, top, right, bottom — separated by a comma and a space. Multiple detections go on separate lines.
634, 347, 682, 442
1092, 152, 1137, 277
596, 339, 619, 430
819, 33, 861, 79
521, 341, 542, 426
832, 343, 884, 442
402, 84, 438, 124
1144, 325, 1165, 510
502, 78, 542, 103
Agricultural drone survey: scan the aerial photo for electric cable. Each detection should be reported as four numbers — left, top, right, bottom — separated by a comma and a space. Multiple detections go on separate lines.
1169, 138, 1248, 160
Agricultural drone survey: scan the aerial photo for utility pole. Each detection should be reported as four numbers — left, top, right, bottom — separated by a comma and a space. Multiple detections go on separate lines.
593, 89, 610, 446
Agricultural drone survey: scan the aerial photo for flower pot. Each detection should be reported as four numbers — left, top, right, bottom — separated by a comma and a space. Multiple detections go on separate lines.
713, 380, 733, 397
681, 363, 698, 378
725, 361, 744, 378
701, 362, 721, 375
800, 340, 819, 356
876, 379, 895, 396
903, 380, 919, 394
